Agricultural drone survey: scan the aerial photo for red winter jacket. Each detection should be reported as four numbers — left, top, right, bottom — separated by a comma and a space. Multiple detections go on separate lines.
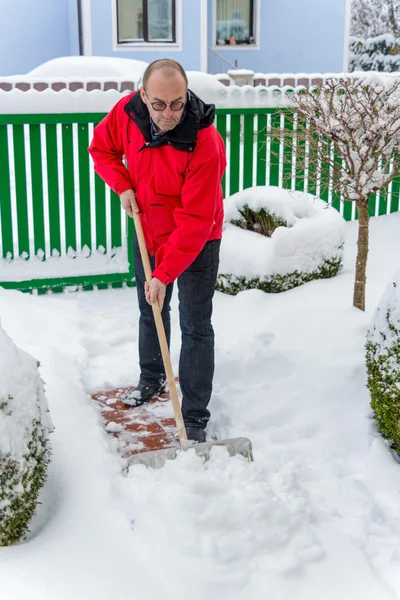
88, 91, 226, 285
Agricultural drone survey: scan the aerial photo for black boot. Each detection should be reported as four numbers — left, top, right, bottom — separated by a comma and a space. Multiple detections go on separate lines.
185, 426, 206, 444
123, 381, 166, 407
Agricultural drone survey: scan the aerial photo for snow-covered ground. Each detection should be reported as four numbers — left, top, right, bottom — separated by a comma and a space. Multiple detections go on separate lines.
1, 212, 400, 600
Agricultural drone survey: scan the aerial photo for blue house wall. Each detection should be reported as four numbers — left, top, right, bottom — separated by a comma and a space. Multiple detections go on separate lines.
0, 0, 79, 76
207, 0, 347, 74
0, 0, 348, 77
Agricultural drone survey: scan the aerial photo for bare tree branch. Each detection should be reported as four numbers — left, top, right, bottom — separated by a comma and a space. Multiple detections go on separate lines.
268, 75, 400, 310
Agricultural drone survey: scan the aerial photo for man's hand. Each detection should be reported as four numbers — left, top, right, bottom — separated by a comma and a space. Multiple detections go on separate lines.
145, 277, 166, 310
120, 189, 139, 217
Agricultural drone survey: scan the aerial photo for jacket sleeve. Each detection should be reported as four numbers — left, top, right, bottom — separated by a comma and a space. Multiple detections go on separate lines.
88, 98, 133, 196
152, 135, 226, 285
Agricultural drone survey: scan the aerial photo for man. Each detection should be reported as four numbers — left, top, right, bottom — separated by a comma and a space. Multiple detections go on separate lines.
88, 59, 226, 443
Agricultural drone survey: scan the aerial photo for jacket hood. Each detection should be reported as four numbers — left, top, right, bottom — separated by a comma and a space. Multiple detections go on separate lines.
124, 89, 215, 152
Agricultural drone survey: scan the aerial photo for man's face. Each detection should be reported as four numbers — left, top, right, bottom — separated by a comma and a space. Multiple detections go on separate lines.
140, 71, 187, 132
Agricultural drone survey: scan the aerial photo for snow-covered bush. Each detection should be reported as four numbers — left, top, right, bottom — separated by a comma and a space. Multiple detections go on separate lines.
0, 324, 53, 546
349, 35, 400, 72
351, 0, 400, 40
366, 271, 400, 453
216, 186, 345, 295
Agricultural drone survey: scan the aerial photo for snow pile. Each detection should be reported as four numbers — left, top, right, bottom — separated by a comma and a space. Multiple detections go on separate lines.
217, 186, 346, 295
366, 269, 400, 453
187, 71, 228, 104
0, 322, 53, 546
28, 56, 148, 79
126, 448, 322, 582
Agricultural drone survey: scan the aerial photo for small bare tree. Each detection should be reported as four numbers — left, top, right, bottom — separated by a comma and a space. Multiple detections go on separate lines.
270, 76, 400, 311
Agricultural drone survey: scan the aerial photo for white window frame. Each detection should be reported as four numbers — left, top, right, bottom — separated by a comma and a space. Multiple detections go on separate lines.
81, 0, 93, 55
343, 0, 352, 71
212, 0, 261, 51
112, 0, 182, 51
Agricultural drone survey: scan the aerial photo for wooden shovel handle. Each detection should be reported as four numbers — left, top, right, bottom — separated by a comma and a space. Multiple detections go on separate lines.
133, 212, 187, 445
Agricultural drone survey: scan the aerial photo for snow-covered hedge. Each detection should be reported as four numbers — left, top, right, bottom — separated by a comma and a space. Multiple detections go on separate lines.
216, 186, 346, 295
0, 324, 53, 546
349, 34, 400, 72
366, 271, 400, 453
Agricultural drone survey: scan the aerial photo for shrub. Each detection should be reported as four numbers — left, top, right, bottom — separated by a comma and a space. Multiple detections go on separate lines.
0, 324, 53, 546
349, 34, 400, 72
216, 186, 346, 295
366, 273, 400, 453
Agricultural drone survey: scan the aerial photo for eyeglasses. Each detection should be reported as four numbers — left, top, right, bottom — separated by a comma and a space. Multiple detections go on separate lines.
144, 89, 186, 112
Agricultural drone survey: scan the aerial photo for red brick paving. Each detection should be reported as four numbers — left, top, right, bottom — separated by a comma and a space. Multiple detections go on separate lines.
91, 386, 180, 458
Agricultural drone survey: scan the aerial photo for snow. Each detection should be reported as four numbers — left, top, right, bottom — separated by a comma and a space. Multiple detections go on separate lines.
0, 324, 52, 458
185, 71, 286, 108
186, 71, 228, 104
0, 76, 298, 113
367, 268, 400, 348
105, 421, 123, 433
0, 247, 129, 282
213, 73, 233, 81
227, 69, 255, 76
0, 88, 131, 114
351, 0, 400, 39
220, 186, 345, 279
0, 320, 53, 534
1, 209, 400, 597
292, 77, 400, 200
349, 36, 400, 73
27, 56, 148, 79
361, 72, 393, 88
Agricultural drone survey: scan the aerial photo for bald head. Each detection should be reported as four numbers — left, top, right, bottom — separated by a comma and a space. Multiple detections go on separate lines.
142, 59, 188, 89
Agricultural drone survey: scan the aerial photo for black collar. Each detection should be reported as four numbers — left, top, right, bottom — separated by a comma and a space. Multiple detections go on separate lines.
124, 90, 214, 153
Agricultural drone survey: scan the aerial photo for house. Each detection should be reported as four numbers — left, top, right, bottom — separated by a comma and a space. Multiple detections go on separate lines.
0, 0, 350, 78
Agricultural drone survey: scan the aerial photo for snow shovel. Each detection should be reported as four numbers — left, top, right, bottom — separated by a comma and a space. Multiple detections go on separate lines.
127, 212, 254, 469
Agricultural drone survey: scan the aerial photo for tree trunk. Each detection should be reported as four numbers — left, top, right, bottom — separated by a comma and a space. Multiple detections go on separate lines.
353, 200, 370, 311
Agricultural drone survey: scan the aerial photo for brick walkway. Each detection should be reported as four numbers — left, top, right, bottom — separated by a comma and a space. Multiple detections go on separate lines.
91, 387, 180, 458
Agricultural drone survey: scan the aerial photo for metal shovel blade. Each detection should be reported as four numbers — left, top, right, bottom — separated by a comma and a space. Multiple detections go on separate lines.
125, 436, 254, 470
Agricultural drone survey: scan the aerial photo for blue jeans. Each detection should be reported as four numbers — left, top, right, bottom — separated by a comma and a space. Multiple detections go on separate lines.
133, 234, 221, 429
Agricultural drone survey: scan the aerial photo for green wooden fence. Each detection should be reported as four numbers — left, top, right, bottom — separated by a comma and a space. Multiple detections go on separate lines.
0, 108, 398, 293
0, 113, 134, 293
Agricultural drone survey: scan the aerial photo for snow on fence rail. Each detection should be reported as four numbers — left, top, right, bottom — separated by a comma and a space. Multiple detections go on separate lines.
215, 72, 358, 87
0, 85, 301, 114
2, 71, 398, 92
0, 76, 139, 93
0, 105, 399, 293
246, 71, 399, 87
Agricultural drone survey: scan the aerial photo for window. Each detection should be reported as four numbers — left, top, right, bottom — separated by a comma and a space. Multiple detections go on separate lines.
117, 0, 176, 44
216, 0, 255, 45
